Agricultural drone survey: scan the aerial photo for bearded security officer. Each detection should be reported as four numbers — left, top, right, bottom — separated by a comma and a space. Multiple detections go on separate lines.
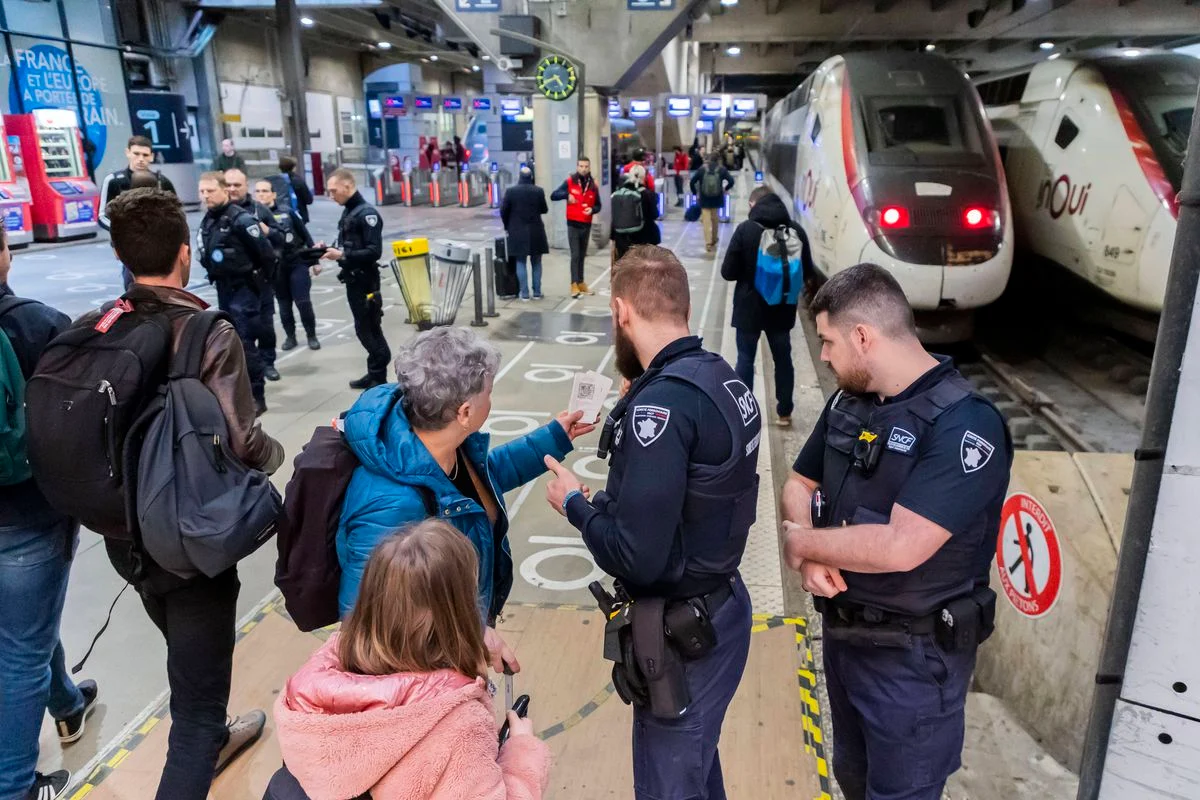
543, 246, 761, 800
224, 168, 284, 382
254, 179, 321, 352
321, 167, 391, 389
781, 263, 1012, 800
196, 171, 276, 415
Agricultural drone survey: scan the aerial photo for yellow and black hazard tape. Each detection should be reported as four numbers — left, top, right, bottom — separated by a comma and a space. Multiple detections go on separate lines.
67, 593, 286, 799
793, 616, 834, 800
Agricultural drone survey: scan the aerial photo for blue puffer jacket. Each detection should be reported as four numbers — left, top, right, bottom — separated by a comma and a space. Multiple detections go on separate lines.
336, 384, 573, 621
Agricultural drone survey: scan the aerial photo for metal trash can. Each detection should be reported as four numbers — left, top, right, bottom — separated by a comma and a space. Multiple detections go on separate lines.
389, 238, 473, 329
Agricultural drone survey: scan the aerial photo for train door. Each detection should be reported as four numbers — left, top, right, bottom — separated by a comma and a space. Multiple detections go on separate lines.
1036, 98, 1090, 278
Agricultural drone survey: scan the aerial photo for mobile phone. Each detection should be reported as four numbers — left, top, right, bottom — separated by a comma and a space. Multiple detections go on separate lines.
498, 694, 531, 746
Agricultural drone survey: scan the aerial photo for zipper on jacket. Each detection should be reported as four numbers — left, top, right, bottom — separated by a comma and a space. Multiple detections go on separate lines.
212, 434, 227, 473
98, 380, 117, 478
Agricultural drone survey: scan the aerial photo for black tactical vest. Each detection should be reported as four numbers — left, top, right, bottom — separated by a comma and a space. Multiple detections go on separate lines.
821, 367, 1012, 616
197, 205, 255, 281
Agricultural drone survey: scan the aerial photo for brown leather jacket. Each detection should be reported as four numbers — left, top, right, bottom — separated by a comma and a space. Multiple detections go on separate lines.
77, 284, 284, 475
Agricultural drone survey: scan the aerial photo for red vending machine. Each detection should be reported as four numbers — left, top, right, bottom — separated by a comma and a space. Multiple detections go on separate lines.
0, 116, 33, 248
4, 109, 99, 241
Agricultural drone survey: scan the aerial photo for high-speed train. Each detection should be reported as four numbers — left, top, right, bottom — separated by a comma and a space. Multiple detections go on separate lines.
978, 52, 1198, 317
762, 52, 1013, 341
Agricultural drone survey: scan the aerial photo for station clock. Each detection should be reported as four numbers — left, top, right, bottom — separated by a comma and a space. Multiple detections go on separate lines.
535, 54, 579, 101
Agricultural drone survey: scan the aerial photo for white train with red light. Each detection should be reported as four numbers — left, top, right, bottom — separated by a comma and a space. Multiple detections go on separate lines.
977, 51, 1197, 319
761, 51, 1013, 342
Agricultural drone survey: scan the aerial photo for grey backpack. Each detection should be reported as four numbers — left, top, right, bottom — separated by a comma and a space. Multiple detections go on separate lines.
134, 310, 282, 578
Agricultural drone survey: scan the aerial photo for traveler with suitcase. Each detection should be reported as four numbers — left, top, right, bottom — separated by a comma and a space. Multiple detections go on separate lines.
268, 520, 552, 800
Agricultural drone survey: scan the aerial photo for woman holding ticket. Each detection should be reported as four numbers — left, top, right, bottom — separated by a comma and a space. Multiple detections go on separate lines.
336, 327, 595, 675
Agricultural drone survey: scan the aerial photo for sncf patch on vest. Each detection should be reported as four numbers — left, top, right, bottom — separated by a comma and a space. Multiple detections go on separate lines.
961, 430, 995, 473
887, 426, 916, 454
723, 379, 759, 427
632, 405, 670, 447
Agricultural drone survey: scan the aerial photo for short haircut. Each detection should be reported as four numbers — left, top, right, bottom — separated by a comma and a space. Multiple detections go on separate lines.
223, 167, 247, 182
254, 179, 273, 189
706, 152, 721, 166
577, 156, 590, 163
129, 170, 159, 189
611, 245, 690, 323
199, 171, 227, 188
811, 263, 917, 338
749, 186, 772, 205
394, 327, 502, 431
278, 155, 297, 172
127, 135, 152, 150
107, 188, 188, 278
328, 167, 356, 187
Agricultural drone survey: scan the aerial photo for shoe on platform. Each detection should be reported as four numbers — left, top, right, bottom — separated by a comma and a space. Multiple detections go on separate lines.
307, 336, 321, 350
264, 366, 281, 382
533, 294, 544, 300
776, 416, 792, 428
519, 296, 531, 302
255, 400, 268, 417
280, 335, 298, 352
214, 711, 266, 776
349, 374, 386, 390
24, 770, 70, 800
56, 679, 98, 744
570, 282, 582, 299
579, 282, 595, 296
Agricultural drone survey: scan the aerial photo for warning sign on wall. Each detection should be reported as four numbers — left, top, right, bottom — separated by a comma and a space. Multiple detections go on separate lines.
996, 492, 1063, 618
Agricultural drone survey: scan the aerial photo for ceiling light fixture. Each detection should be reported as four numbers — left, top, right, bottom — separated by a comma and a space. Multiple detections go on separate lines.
482, 54, 491, 61
1048, 52, 1061, 60
726, 45, 741, 56
1039, 41, 1054, 50
1122, 48, 1140, 57
300, 16, 314, 27
377, 41, 392, 49
472, 64, 481, 72
720, 0, 739, 5
430, 54, 439, 61
925, 43, 936, 51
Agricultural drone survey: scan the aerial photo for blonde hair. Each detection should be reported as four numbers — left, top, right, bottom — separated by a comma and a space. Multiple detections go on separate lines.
199, 171, 228, 188
627, 164, 647, 188
338, 520, 488, 679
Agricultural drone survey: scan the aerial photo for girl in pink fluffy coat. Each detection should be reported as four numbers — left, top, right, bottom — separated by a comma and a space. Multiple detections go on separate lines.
270, 520, 552, 800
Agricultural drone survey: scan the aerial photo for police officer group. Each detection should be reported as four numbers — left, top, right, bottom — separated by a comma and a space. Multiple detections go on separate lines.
544, 250, 1012, 800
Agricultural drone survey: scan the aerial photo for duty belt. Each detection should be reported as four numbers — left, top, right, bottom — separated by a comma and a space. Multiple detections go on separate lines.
815, 597, 937, 635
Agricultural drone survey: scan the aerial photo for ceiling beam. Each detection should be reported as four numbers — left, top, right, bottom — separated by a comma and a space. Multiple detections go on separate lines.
930, 0, 956, 9
875, 0, 902, 11
819, 0, 842, 14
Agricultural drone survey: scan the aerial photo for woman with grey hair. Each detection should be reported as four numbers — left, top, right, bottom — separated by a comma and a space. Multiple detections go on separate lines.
336, 326, 593, 670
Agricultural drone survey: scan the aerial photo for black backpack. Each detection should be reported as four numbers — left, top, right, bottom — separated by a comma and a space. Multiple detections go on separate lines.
611, 185, 644, 234
25, 299, 173, 538
133, 310, 282, 578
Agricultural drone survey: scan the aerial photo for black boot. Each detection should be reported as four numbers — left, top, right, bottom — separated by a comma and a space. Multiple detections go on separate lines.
264, 365, 281, 381
255, 398, 268, 417
307, 335, 321, 350
349, 374, 385, 390
281, 335, 298, 351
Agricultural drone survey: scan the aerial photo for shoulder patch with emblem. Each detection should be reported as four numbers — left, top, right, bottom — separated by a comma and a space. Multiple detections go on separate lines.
631, 405, 670, 447
365, 214, 379, 227
887, 426, 916, 454
960, 430, 995, 473
246, 224, 261, 238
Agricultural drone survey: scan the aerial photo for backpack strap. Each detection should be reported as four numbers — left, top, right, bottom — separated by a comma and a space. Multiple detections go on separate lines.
173, 309, 231, 380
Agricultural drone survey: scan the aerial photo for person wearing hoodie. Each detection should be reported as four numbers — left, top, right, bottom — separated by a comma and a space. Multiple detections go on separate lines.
720, 187, 814, 428
270, 519, 553, 800
336, 326, 594, 673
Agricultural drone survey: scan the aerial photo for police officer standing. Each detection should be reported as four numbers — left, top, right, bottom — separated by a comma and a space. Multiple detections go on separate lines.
254, 179, 321, 352
321, 168, 391, 389
543, 245, 761, 800
781, 263, 1012, 800
196, 171, 276, 415
225, 168, 283, 382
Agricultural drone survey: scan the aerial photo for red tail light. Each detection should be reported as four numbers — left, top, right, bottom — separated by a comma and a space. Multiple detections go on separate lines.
879, 205, 910, 229
962, 207, 997, 230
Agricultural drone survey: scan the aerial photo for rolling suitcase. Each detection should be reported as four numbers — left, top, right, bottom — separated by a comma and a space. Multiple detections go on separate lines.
493, 236, 519, 299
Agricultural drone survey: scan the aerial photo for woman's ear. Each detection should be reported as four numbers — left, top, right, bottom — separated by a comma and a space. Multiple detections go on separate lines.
456, 401, 473, 429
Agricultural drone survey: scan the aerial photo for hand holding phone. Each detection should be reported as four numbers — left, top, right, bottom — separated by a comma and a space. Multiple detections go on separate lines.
498, 694, 531, 746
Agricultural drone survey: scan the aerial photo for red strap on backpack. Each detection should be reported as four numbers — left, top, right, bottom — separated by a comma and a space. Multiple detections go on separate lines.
94, 299, 134, 333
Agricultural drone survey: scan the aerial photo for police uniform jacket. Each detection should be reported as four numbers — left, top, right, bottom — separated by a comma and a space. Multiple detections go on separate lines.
793, 357, 1012, 617
237, 196, 285, 267
98, 168, 176, 229
335, 192, 384, 276
270, 204, 314, 265
196, 202, 276, 284
566, 337, 762, 599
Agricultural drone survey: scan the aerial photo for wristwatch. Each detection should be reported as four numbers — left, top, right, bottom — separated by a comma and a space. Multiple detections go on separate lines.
562, 488, 583, 512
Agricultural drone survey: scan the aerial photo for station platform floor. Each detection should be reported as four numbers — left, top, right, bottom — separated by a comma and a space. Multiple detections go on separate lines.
15, 180, 836, 798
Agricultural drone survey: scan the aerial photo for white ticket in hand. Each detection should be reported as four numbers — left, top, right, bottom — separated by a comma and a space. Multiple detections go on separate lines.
569, 370, 614, 423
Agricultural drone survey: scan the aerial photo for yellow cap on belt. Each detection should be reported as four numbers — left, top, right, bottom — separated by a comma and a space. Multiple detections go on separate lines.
392, 237, 429, 258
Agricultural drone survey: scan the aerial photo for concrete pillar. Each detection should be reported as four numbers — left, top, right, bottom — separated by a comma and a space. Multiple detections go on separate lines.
581, 90, 610, 246
275, 0, 310, 156
532, 90, 583, 251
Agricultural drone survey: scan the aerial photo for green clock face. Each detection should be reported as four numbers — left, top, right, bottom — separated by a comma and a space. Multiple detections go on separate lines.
535, 55, 579, 101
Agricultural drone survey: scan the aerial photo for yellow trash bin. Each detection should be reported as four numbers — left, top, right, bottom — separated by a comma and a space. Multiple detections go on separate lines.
390, 238, 433, 329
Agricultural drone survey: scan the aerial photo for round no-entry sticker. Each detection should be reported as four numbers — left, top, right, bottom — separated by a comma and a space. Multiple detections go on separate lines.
996, 492, 1063, 618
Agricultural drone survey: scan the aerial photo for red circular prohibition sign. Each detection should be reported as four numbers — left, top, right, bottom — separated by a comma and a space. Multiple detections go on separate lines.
995, 492, 1063, 618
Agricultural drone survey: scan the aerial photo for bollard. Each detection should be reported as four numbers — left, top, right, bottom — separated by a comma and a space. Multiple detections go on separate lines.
470, 253, 488, 328
483, 247, 499, 318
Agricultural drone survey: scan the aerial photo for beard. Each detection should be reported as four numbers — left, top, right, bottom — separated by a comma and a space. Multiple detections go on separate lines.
831, 361, 871, 394
613, 322, 645, 382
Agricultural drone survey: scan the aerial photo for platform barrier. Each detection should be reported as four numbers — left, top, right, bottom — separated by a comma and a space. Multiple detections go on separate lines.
390, 238, 477, 328
974, 450, 1133, 771
458, 169, 488, 208
719, 193, 733, 223
488, 168, 514, 209
428, 168, 459, 208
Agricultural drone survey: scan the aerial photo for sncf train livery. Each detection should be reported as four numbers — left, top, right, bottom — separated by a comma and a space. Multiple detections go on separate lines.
762, 52, 1013, 341
978, 52, 1198, 315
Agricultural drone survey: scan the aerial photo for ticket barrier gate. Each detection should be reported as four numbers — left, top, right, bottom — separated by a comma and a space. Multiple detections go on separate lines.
400, 168, 432, 207
719, 192, 732, 224
488, 168, 514, 209
458, 169, 488, 208
428, 167, 459, 208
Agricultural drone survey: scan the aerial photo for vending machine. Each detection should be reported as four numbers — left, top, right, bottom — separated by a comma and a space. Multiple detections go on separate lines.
0, 117, 33, 248
4, 109, 99, 241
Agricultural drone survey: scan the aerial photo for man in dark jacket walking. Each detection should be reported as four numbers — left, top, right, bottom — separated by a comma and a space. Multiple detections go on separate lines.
720, 187, 814, 427
500, 168, 549, 301
691, 154, 734, 253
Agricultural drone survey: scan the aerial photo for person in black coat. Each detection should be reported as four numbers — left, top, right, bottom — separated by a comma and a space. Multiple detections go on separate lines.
610, 166, 659, 263
500, 167, 549, 301
720, 188, 814, 427
277, 156, 314, 223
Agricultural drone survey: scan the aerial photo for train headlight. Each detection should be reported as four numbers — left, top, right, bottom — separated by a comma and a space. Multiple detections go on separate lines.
962, 207, 997, 230
872, 205, 910, 229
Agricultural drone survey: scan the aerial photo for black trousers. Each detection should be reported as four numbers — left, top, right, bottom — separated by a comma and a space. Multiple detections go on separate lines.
567, 222, 591, 285
276, 261, 316, 338
345, 269, 391, 381
106, 543, 239, 800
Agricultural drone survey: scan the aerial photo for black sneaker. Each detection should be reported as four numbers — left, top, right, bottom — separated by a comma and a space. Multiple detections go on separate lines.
264, 365, 281, 382
214, 711, 266, 776
349, 374, 386, 390
255, 399, 268, 417
307, 336, 321, 351
280, 335, 298, 352
56, 679, 98, 744
25, 770, 70, 800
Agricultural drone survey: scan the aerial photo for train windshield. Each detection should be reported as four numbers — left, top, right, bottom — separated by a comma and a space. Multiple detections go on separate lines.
1100, 57, 1198, 193
862, 95, 985, 167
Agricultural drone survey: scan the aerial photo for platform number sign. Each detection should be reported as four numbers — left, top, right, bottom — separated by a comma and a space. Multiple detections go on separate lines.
129, 92, 193, 164
456, 0, 500, 10
628, 0, 675, 7
996, 492, 1063, 618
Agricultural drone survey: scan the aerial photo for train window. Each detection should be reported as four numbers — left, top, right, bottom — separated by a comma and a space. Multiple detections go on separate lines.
863, 95, 984, 166
1054, 116, 1079, 149
810, 115, 822, 143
